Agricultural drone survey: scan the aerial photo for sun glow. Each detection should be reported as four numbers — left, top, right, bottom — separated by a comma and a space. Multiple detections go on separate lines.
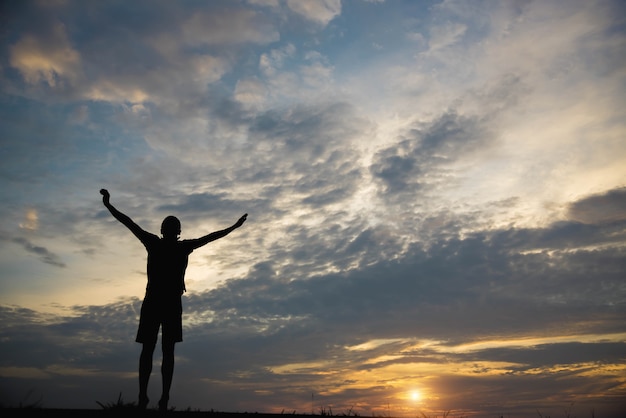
410, 390, 422, 402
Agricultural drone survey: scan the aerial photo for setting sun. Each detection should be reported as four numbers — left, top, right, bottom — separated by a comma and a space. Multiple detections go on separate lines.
410, 390, 422, 402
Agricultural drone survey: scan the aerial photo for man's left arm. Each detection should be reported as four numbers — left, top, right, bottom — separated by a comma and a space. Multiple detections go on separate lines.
187, 213, 247, 250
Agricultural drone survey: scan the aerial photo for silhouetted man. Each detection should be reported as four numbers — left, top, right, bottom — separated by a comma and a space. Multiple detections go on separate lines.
100, 189, 247, 411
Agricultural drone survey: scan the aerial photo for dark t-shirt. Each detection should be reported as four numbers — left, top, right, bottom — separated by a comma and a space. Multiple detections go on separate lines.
137, 232, 196, 298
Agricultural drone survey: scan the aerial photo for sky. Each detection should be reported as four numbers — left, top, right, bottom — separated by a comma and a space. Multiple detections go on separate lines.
0, 0, 625, 416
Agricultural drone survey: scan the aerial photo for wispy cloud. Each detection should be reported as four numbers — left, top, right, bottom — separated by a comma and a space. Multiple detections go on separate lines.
10, 237, 66, 268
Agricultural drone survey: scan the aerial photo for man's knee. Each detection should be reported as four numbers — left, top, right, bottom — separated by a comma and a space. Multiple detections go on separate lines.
162, 340, 176, 355
141, 341, 157, 357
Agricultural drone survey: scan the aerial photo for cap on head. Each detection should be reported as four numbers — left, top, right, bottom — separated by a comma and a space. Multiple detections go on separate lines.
161, 215, 181, 238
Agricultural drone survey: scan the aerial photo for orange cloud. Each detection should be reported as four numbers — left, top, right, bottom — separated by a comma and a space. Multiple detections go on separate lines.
19, 208, 39, 231
9, 22, 80, 87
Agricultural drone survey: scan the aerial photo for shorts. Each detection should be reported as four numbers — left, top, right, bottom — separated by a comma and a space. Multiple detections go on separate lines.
136, 294, 183, 344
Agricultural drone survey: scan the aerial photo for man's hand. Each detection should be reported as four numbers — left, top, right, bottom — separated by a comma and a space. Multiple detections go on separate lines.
235, 213, 248, 228
100, 189, 110, 205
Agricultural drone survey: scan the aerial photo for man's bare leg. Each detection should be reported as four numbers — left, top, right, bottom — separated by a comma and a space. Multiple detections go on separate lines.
159, 340, 176, 411
139, 341, 156, 409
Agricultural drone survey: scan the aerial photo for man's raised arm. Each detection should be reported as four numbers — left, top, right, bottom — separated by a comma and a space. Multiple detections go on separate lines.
188, 213, 247, 250
100, 189, 148, 240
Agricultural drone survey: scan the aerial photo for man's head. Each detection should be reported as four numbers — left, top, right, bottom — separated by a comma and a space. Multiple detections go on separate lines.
161, 216, 181, 239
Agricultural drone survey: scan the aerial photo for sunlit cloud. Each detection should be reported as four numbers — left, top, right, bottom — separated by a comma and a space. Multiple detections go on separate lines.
346, 338, 408, 352
19, 208, 39, 231
9, 22, 81, 87
438, 332, 626, 354
286, 0, 341, 26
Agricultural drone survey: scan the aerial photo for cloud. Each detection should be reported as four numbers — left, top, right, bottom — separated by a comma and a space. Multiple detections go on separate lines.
19, 209, 39, 231
188, 215, 626, 342
82, 49, 230, 105
286, 0, 341, 26
9, 237, 66, 268
258, 44, 337, 102
453, 341, 626, 369
181, 8, 279, 46
246, 102, 369, 206
260, 44, 297, 77
247, 0, 280, 7
428, 22, 467, 51
234, 78, 268, 108
567, 187, 626, 224
300, 52, 334, 89
136, 98, 370, 218
370, 110, 494, 196
9, 21, 81, 88
6, 2, 278, 105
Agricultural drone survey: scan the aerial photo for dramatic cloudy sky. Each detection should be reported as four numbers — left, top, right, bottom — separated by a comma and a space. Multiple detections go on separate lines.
1, 0, 625, 416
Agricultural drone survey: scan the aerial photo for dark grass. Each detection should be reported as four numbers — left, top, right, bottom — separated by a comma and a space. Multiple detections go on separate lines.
1, 392, 391, 418
0, 410, 329, 417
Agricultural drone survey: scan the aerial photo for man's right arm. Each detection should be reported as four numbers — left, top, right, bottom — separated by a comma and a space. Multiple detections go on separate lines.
100, 189, 149, 241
